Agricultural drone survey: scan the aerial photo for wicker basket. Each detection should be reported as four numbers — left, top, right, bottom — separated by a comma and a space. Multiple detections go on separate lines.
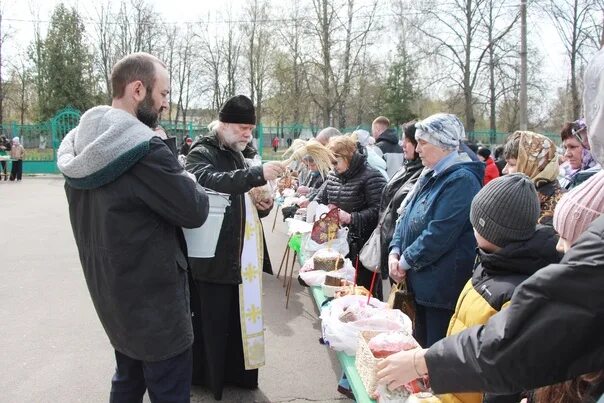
355, 330, 384, 394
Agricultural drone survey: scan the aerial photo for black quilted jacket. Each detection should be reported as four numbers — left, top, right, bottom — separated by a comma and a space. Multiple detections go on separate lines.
314, 151, 387, 255
185, 132, 273, 284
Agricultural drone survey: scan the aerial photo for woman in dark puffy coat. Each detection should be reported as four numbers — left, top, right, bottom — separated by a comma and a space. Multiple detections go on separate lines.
378, 121, 423, 282
314, 135, 387, 298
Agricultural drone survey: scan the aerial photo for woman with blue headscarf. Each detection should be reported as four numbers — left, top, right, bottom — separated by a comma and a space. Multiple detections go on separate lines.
388, 113, 484, 348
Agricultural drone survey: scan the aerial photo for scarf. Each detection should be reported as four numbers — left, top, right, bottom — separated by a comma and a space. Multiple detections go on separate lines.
238, 193, 266, 369
511, 131, 559, 186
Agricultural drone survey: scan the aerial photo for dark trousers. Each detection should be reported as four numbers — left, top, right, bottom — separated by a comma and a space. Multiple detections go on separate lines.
109, 348, 192, 403
413, 304, 454, 348
9, 160, 22, 181
0, 160, 7, 177
191, 280, 258, 400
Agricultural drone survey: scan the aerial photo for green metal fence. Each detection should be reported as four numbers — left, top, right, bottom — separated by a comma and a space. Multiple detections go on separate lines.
1, 107, 82, 174
2, 111, 563, 173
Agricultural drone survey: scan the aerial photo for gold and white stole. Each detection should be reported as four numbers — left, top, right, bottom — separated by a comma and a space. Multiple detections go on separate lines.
238, 193, 266, 370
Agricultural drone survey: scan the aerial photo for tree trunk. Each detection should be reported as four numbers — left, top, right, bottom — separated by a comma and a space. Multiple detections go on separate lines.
570, 0, 580, 119
464, 0, 475, 134
321, 0, 331, 127
488, 0, 496, 142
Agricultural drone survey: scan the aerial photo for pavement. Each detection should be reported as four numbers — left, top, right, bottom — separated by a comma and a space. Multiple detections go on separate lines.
0, 176, 351, 403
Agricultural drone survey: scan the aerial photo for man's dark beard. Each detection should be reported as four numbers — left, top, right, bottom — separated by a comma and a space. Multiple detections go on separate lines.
136, 92, 160, 129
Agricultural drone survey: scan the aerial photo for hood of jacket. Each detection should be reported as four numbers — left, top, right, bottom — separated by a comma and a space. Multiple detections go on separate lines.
437, 154, 485, 185
57, 106, 156, 189
376, 128, 399, 145
477, 225, 563, 276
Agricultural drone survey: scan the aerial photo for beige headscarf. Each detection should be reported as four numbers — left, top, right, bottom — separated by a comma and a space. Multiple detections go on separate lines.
510, 131, 559, 185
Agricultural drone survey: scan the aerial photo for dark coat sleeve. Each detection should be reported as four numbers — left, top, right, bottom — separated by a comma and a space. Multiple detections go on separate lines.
131, 137, 209, 229
186, 145, 266, 195
425, 216, 604, 394
350, 169, 387, 239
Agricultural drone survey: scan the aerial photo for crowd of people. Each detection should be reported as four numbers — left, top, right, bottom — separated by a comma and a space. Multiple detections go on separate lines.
55, 49, 604, 403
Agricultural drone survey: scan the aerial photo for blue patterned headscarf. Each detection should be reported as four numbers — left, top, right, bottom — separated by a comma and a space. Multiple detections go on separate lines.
415, 113, 466, 150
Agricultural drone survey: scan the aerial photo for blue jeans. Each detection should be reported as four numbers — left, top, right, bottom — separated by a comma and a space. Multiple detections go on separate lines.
110, 348, 192, 403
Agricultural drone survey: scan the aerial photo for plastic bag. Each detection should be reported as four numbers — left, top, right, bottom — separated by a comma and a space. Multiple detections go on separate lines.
298, 253, 354, 286
375, 384, 410, 403
320, 295, 412, 355
359, 225, 381, 272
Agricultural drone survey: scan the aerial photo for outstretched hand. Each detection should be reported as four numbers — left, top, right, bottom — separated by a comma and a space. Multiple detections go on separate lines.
376, 348, 427, 391
263, 162, 285, 181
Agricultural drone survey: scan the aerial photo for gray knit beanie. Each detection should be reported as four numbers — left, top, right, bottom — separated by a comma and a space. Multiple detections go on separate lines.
470, 173, 540, 247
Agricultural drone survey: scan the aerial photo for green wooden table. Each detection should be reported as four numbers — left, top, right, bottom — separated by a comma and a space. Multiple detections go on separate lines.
310, 286, 376, 403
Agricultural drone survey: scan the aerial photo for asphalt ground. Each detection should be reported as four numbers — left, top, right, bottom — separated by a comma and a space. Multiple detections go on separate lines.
0, 177, 352, 403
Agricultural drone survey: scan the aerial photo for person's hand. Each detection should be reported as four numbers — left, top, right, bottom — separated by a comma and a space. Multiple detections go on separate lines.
297, 185, 310, 195
338, 209, 352, 224
255, 197, 274, 211
298, 197, 310, 208
389, 254, 405, 283
376, 348, 426, 390
263, 162, 285, 181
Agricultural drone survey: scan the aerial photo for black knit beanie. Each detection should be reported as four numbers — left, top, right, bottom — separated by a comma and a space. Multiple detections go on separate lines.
218, 95, 256, 125
470, 173, 540, 248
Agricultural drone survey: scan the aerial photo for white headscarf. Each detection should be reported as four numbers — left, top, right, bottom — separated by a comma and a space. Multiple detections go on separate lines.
415, 113, 466, 150
352, 129, 371, 147
12, 137, 20, 145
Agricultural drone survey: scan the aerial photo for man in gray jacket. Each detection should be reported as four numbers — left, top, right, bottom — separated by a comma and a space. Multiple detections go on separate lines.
58, 52, 209, 403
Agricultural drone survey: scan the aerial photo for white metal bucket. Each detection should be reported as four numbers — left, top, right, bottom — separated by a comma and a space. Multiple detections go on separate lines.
183, 190, 231, 258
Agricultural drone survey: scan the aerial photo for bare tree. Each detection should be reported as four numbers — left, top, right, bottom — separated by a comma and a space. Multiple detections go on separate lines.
198, 28, 220, 111
306, 0, 338, 126
223, 13, 242, 98
173, 27, 197, 131
496, 43, 548, 133
481, 0, 519, 138
334, 0, 378, 128
6, 54, 34, 126
243, 0, 273, 125
115, 0, 162, 56
406, 0, 518, 132
90, 0, 117, 102
545, 0, 604, 119
276, 1, 307, 125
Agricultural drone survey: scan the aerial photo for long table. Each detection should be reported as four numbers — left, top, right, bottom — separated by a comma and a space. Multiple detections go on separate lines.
309, 286, 376, 403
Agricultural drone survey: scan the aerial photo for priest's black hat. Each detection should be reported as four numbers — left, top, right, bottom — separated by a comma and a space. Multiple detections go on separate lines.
218, 95, 256, 125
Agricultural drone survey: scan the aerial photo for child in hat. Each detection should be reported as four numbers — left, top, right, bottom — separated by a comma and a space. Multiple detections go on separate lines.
440, 173, 563, 403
